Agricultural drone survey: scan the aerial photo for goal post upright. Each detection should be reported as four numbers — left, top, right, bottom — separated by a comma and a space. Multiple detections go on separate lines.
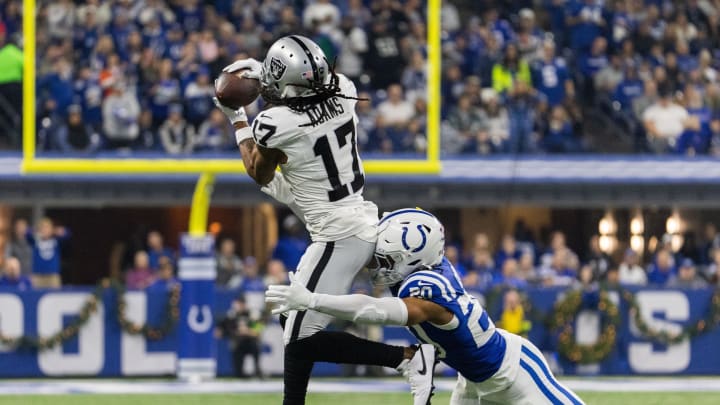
22, 0, 36, 161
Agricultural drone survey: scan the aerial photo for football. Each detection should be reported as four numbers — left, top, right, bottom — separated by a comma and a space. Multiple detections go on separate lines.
214, 69, 261, 109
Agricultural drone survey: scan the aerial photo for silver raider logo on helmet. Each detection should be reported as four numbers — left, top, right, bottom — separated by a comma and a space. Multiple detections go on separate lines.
269, 57, 287, 80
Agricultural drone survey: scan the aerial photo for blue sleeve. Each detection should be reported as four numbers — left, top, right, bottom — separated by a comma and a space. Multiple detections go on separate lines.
558, 65, 569, 82
25, 231, 35, 246
397, 271, 455, 304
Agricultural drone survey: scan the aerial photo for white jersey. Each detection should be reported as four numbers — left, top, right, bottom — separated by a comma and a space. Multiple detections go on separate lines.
251, 74, 378, 242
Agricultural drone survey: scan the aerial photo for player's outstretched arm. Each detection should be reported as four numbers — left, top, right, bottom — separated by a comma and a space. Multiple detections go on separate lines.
265, 273, 452, 326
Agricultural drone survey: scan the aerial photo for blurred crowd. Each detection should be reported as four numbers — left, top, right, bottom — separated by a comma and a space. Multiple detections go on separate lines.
4, 212, 720, 292
0, 0, 431, 154
3, 211, 720, 353
1, 217, 70, 290
0, 1, 716, 155
441, 0, 720, 155
449, 225, 719, 293
0, 214, 298, 292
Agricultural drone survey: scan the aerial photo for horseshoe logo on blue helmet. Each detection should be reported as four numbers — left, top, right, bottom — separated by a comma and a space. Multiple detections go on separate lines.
402, 225, 427, 253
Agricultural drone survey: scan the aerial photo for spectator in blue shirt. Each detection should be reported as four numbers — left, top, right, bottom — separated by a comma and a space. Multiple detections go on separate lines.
445, 245, 467, 277
579, 36, 609, 79
272, 215, 309, 271
609, 0, 634, 48
613, 66, 644, 112
540, 247, 578, 286
0, 257, 32, 291
532, 39, 573, 107
109, 11, 134, 56
495, 234, 523, 270
147, 256, 178, 292
196, 109, 234, 152
544, 0, 568, 46
27, 218, 69, 289
73, 67, 103, 129
566, 0, 606, 53
240, 257, 266, 292
74, 10, 101, 64
493, 259, 528, 289
676, 40, 698, 74
677, 86, 712, 155
178, 0, 203, 33
463, 233, 495, 289
149, 59, 180, 126
483, 8, 514, 48
578, 36, 609, 100
184, 67, 215, 128
38, 58, 75, 116
647, 249, 677, 286
543, 105, 580, 153
146, 231, 174, 271
163, 24, 185, 63
141, 18, 165, 57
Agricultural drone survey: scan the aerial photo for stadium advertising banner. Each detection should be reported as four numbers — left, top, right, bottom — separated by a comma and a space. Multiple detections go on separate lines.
0, 287, 718, 377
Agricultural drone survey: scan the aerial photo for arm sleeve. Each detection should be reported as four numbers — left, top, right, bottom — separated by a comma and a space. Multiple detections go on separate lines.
310, 293, 409, 326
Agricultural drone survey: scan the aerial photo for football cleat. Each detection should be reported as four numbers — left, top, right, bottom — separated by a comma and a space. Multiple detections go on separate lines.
397, 344, 437, 405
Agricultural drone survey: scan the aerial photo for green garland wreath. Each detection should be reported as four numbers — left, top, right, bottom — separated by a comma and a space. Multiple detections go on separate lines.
0, 279, 181, 351
550, 290, 620, 364
113, 280, 181, 340
623, 288, 720, 345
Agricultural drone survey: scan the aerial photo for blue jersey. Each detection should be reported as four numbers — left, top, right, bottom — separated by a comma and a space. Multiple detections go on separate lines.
27, 232, 69, 275
392, 258, 506, 383
532, 58, 569, 106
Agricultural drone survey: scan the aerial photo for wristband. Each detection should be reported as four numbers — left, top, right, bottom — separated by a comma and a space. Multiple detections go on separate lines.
235, 127, 254, 145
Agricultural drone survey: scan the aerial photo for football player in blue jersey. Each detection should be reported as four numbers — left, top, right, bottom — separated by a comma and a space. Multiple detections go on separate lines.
267, 208, 584, 405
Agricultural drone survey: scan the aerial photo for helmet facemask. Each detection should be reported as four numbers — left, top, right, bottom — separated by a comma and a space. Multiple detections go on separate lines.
368, 251, 407, 286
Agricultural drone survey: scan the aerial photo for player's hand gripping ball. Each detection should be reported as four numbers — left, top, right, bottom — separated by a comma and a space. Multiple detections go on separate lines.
214, 69, 261, 109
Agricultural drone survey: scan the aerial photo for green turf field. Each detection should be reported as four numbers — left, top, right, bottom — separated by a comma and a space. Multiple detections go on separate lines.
1, 392, 719, 405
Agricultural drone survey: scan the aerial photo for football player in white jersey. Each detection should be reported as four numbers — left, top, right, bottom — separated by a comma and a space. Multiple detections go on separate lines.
214, 36, 436, 405
266, 209, 585, 405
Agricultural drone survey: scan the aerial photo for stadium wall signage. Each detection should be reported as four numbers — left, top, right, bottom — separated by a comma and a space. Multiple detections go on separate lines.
0, 287, 717, 377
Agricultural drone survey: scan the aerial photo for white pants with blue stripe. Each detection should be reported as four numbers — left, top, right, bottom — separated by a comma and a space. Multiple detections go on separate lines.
450, 333, 584, 405
281, 236, 376, 345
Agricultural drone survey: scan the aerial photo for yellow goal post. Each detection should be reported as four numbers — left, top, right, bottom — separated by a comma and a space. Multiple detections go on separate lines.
20, 0, 442, 232
21, 0, 441, 175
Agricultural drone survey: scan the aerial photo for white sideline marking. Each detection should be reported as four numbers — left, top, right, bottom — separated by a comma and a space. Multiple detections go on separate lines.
0, 378, 719, 395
